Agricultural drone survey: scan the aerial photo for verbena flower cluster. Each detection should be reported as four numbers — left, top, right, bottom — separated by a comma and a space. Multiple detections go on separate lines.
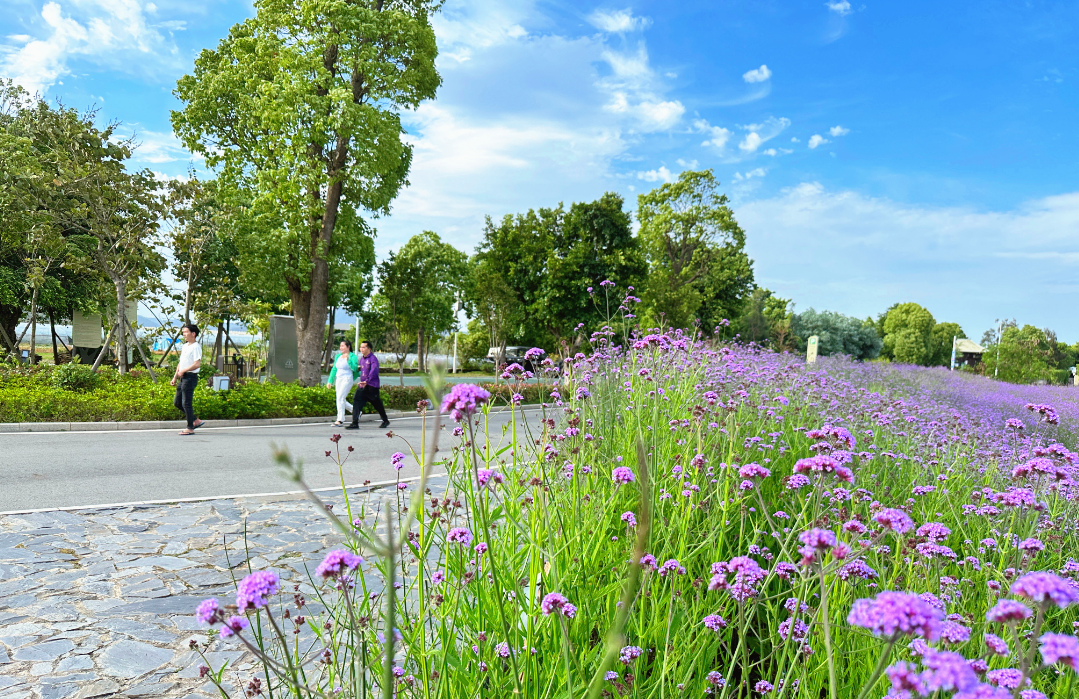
189, 305, 1079, 698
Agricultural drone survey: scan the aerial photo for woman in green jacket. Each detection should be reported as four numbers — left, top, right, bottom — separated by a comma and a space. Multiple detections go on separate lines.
327, 340, 360, 426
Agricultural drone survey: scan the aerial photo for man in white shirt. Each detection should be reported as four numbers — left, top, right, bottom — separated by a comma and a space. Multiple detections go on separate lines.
171, 323, 204, 435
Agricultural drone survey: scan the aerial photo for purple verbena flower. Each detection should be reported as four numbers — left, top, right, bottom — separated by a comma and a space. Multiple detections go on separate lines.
1011, 572, 1079, 608
236, 571, 280, 612
218, 615, 249, 638
316, 550, 363, 579
847, 591, 944, 641
874, 508, 915, 534
441, 383, 491, 421
985, 599, 1033, 623
447, 527, 473, 546
195, 598, 220, 625
1040, 633, 1079, 670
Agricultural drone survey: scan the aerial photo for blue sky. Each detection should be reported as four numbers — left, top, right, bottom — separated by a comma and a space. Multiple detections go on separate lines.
3, 0, 1078, 341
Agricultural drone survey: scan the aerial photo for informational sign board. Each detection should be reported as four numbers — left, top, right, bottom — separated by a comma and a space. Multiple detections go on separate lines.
71, 311, 102, 348
806, 335, 819, 364
267, 315, 299, 383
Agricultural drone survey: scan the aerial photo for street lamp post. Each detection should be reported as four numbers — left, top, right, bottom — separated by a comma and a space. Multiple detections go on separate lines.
994, 320, 1002, 378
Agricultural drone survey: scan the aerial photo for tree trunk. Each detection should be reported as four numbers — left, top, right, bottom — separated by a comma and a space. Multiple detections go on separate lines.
50, 313, 59, 364
322, 306, 336, 371
91, 320, 115, 373
123, 315, 158, 383
114, 279, 128, 374
416, 327, 425, 373
183, 267, 193, 325
212, 322, 224, 373
29, 285, 38, 365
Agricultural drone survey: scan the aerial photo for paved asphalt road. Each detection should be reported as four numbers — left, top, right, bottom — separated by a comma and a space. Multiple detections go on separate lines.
2, 407, 544, 512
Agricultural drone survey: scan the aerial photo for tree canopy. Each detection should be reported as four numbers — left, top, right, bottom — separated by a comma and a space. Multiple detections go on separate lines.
792, 309, 882, 360
636, 169, 754, 330
171, 0, 441, 385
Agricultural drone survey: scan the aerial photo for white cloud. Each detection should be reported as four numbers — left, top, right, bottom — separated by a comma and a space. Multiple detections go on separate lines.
693, 118, 732, 149
808, 134, 829, 149
598, 43, 684, 131
0, 0, 184, 95
825, 1, 852, 15
588, 9, 652, 33
790, 137, 800, 142
374, 9, 686, 255
762, 148, 777, 156
635, 100, 685, 130
733, 167, 767, 181
433, 0, 533, 53
829, 125, 850, 137
638, 166, 673, 183
676, 158, 699, 169
742, 64, 772, 83
737, 184, 1079, 338
739, 132, 762, 152
738, 116, 791, 153
123, 127, 192, 165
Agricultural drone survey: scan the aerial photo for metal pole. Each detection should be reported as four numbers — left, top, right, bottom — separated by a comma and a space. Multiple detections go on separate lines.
994, 321, 1002, 378
949, 335, 956, 371
453, 331, 458, 374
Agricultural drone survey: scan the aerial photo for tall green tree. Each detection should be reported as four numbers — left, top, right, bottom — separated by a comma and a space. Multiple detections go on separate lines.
472, 207, 559, 350
396, 231, 468, 371
637, 170, 754, 330
0, 82, 106, 358
471, 193, 646, 354
880, 302, 936, 365
172, 0, 441, 386
982, 324, 1054, 384
792, 309, 882, 360
929, 322, 965, 367
544, 193, 646, 345
734, 288, 793, 346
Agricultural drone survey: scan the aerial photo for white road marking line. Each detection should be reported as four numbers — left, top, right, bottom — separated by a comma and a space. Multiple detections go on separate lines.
0, 472, 451, 516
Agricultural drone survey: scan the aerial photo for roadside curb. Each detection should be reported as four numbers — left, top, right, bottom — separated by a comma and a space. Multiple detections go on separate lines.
0, 403, 543, 433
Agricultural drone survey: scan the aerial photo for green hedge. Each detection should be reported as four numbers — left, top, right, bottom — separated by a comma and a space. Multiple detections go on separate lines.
0, 365, 550, 422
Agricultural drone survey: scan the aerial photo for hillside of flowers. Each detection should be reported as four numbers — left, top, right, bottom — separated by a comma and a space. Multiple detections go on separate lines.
191, 328, 1079, 699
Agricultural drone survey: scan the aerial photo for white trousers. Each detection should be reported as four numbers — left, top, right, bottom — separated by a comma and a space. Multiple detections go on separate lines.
335, 376, 354, 422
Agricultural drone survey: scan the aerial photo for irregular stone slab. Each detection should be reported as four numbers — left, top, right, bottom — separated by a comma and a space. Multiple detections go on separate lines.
74, 679, 119, 699
96, 639, 173, 678
0, 634, 41, 648
174, 649, 246, 678
56, 655, 94, 672
99, 618, 177, 645
116, 556, 194, 571
40, 685, 78, 699
11, 638, 74, 662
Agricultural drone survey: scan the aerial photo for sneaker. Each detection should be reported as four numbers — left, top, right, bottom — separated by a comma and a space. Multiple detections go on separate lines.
379, 420, 390, 429
345, 423, 359, 430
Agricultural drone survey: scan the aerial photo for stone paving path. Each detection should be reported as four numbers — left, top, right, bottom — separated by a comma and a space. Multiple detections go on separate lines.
0, 478, 445, 699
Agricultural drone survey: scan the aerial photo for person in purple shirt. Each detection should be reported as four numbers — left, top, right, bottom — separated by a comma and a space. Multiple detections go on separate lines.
346, 340, 390, 429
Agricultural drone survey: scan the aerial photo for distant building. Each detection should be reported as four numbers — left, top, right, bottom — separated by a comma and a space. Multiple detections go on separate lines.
954, 338, 984, 368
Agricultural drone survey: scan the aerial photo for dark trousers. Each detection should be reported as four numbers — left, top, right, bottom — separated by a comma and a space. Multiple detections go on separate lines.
174, 373, 198, 429
350, 384, 388, 424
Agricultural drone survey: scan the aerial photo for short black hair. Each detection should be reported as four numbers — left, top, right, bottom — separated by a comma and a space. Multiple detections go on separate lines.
182, 323, 200, 337
360, 340, 373, 349
342, 339, 353, 351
